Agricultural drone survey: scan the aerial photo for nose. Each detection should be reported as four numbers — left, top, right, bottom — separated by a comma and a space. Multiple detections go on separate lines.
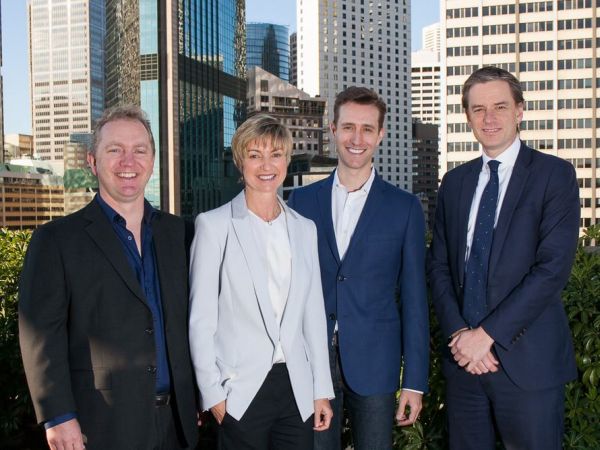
350, 130, 362, 145
483, 109, 496, 124
120, 150, 135, 165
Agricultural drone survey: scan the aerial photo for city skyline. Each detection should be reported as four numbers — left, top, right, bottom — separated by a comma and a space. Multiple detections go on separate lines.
2, 0, 439, 136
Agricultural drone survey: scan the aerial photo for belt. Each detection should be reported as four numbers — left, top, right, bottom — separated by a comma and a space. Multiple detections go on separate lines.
155, 393, 171, 407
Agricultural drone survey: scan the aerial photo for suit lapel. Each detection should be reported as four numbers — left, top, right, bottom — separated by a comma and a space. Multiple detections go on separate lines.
152, 213, 178, 323
83, 201, 148, 305
317, 173, 341, 264
342, 174, 385, 264
230, 192, 279, 344
489, 143, 531, 276
457, 159, 482, 283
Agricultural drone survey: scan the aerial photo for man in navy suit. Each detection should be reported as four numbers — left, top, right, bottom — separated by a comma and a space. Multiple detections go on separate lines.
288, 87, 429, 450
428, 67, 580, 449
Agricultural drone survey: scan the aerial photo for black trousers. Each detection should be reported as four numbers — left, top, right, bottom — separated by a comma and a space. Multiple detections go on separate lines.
149, 402, 190, 450
218, 363, 314, 450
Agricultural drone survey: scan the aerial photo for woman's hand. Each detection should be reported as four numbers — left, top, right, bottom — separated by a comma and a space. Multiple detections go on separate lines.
313, 398, 333, 431
210, 400, 227, 424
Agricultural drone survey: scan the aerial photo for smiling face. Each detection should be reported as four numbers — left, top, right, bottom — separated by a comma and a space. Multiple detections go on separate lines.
331, 101, 384, 178
466, 80, 524, 158
87, 118, 154, 210
241, 139, 288, 196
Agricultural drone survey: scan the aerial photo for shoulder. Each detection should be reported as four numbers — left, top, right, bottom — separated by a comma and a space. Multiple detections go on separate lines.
528, 146, 574, 173
376, 176, 421, 207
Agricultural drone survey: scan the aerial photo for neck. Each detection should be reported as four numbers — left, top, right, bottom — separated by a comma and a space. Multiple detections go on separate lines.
100, 191, 145, 230
245, 189, 280, 221
336, 165, 372, 191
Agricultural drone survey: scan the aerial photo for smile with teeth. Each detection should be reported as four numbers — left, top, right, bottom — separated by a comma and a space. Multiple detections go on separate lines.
347, 147, 366, 154
258, 174, 276, 181
117, 172, 137, 179
483, 128, 501, 133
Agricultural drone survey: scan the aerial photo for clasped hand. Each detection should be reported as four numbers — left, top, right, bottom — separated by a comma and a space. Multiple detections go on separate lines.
449, 327, 499, 375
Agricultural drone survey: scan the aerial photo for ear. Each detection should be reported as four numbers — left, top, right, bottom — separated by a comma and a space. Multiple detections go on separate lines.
330, 122, 337, 136
376, 127, 385, 146
87, 153, 98, 176
516, 102, 524, 123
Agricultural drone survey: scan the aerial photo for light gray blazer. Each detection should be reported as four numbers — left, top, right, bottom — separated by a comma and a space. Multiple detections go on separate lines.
189, 191, 334, 421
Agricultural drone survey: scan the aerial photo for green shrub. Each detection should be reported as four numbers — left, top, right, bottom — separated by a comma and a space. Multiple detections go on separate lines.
0, 229, 34, 439
563, 225, 600, 449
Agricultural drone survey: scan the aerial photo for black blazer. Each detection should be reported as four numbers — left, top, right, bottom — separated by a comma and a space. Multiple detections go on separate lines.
19, 200, 198, 449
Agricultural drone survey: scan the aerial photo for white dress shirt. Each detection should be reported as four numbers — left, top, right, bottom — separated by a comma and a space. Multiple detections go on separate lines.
332, 167, 376, 259
249, 205, 291, 363
465, 136, 521, 262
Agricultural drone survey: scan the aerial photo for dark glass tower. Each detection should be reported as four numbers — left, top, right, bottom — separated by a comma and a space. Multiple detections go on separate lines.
246, 23, 289, 81
105, 0, 246, 217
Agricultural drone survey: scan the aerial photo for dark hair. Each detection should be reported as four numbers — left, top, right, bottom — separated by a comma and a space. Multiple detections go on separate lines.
462, 66, 524, 110
91, 105, 155, 155
333, 86, 387, 129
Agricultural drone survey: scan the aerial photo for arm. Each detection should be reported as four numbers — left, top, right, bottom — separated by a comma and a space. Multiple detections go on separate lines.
427, 179, 470, 338
188, 214, 227, 411
302, 222, 335, 401
480, 162, 580, 349
399, 196, 430, 393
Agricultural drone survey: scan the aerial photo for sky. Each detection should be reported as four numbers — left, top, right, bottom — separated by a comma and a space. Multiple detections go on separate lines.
2, 0, 439, 136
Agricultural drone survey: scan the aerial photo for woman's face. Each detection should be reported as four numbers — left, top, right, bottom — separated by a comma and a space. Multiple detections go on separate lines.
241, 139, 288, 195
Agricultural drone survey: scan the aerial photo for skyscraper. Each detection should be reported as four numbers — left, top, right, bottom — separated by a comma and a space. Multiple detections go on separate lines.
289, 31, 298, 86
297, 0, 412, 190
28, 0, 105, 175
105, 0, 246, 217
246, 23, 290, 81
442, 0, 599, 230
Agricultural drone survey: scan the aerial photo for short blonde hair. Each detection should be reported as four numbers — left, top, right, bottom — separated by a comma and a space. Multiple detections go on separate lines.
231, 114, 293, 170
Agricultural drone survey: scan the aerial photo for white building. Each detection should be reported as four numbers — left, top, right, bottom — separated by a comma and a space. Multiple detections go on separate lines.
411, 49, 441, 125
441, 0, 599, 230
297, 0, 413, 190
422, 22, 441, 58
28, 0, 104, 176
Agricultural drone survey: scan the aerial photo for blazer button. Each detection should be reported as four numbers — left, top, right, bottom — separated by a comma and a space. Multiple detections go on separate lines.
337, 275, 345, 281
147, 365, 157, 374
329, 313, 336, 320
145, 328, 154, 335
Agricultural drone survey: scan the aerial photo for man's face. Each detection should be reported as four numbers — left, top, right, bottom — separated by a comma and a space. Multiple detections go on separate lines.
331, 101, 384, 173
466, 80, 523, 158
87, 119, 154, 209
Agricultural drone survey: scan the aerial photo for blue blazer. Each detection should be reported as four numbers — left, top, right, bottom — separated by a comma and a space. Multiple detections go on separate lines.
428, 143, 579, 390
288, 172, 429, 395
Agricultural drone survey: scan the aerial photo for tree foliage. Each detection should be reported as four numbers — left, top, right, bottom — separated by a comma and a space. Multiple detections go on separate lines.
0, 229, 34, 439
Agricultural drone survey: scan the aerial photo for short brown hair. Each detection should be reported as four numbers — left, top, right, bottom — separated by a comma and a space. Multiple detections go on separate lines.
231, 114, 293, 170
333, 86, 387, 129
462, 66, 525, 110
91, 105, 155, 155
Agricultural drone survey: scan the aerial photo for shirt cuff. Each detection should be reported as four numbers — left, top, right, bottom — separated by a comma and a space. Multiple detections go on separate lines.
44, 412, 77, 430
401, 388, 424, 395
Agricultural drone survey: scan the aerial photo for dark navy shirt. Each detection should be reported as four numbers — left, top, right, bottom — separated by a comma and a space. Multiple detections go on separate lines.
45, 195, 171, 429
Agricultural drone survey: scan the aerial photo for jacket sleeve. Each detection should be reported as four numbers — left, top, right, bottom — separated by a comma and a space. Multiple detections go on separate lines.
481, 161, 580, 349
399, 195, 430, 393
19, 226, 77, 424
188, 213, 227, 410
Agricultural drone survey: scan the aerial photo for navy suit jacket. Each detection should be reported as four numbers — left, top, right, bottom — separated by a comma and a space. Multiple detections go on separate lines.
428, 143, 579, 390
288, 171, 429, 395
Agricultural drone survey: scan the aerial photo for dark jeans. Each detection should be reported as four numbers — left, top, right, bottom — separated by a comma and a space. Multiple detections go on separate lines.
447, 366, 566, 450
218, 363, 313, 450
150, 402, 190, 450
314, 344, 396, 450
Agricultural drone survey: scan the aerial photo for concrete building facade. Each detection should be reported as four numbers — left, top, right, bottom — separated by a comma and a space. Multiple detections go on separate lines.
297, 0, 413, 190
441, 0, 599, 230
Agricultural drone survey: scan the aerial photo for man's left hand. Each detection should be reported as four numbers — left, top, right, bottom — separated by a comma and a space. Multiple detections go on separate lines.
449, 327, 496, 374
396, 390, 423, 426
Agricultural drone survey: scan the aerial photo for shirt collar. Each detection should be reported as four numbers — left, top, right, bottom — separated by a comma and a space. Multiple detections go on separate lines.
482, 136, 521, 170
333, 166, 376, 194
95, 193, 156, 226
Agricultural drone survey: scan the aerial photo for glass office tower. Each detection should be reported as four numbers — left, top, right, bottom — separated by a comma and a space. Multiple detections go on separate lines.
105, 0, 246, 216
246, 23, 290, 81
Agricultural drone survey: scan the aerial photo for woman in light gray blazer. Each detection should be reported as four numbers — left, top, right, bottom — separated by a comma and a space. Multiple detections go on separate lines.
189, 114, 334, 449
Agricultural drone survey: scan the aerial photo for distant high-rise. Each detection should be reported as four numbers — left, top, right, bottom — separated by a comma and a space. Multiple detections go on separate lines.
442, 0, 599, 230
411, 49, 441, 125
246, 23, 290, 81
297, 0, 413, 190
28, 0, 105, 176
422, 22, 441, 58
289, 32, 297, 86
105, 0, 246, 217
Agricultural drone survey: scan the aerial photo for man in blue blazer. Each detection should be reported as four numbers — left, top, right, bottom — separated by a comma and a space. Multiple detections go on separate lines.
428, 67, 580, 449
288, 87, 429, 449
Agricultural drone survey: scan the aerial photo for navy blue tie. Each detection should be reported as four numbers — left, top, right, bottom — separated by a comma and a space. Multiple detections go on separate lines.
463, 160, 501, 327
